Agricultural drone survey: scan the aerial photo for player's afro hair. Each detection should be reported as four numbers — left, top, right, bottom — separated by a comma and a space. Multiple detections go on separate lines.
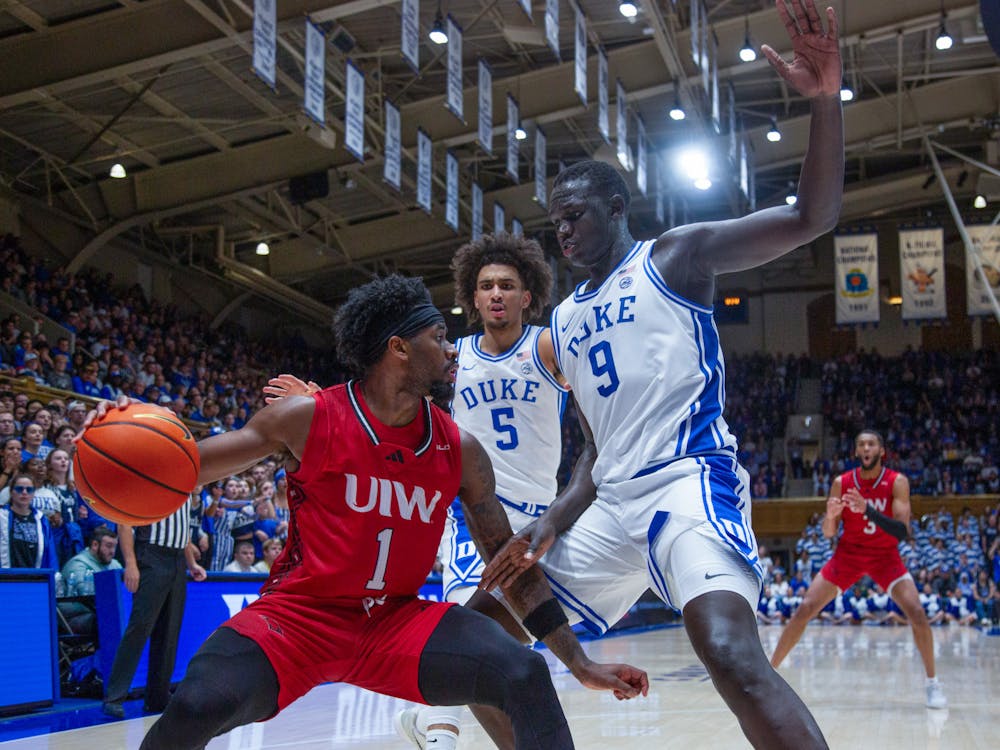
333, 274, 434, 377
452, 232, 553, 326
552, 159, 631, 213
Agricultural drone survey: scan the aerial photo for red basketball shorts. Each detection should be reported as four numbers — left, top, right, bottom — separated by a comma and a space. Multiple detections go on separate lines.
224, 591, 454, 712
820, 544, 911, 593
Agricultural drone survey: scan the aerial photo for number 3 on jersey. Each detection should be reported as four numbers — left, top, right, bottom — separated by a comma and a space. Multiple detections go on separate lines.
588, 341, 620, 396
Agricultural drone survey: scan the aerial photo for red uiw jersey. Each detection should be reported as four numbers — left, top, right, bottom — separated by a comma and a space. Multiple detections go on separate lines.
264, 382, 462, 601
839, 466, 900, 550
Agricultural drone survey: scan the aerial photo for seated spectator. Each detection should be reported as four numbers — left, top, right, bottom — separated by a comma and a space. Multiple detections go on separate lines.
254, 538, 283, 574
17, 352, 47, 384
47, 354, 73, 391
1, 473, 57, 569
945, 588, 977, 626
59, 526, 122, 634
0, 436, 22, 497
33, 449, 84, 566
222, 540, 257, 573
20, 422, 52, 462
71, 362, 102, 398
972, 569, 997, 625
0, 409, 16, 441
66, 400, 88, 435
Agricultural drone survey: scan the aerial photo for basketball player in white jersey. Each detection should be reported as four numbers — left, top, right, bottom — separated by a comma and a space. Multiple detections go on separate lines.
481, 2, 843, 747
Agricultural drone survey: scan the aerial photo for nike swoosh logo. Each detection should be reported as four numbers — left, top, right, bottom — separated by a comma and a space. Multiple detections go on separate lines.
461, 365, 476, 370
560, 323, 571, 332
704, 572, 733, 580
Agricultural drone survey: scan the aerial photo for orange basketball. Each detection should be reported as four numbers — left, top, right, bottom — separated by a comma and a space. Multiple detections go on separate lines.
73, 403, 200, 525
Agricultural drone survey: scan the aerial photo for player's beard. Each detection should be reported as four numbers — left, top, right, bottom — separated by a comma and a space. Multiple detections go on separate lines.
429, 381, 454, 411
860, 455, 880, 471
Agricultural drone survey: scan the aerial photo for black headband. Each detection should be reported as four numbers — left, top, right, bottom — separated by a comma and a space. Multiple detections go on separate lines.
364, 303, 445, 364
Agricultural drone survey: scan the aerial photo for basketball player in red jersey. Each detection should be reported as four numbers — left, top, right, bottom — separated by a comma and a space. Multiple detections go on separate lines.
87, 275, 646, 750
770, 429, 947, 709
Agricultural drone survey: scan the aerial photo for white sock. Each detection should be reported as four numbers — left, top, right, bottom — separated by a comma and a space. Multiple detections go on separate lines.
417, 705, 461, 734
424, 728, 459, 749
926, 676, 939, 686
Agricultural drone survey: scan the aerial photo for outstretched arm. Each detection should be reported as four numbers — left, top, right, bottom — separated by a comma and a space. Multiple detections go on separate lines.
458, 429, 647, 700
653, 0, 844, 305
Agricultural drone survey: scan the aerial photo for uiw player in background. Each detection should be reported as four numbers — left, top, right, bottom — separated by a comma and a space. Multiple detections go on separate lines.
770, 429, 947, 709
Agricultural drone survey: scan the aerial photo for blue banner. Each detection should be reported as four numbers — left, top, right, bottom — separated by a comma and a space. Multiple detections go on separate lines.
383, 100, 401, 191
345, 60, 365, 162
417, 128, 432, 213
472, 182, 483, 241
401, 0, 419, 72
494, 201, 505, 233
446, 15, 464, 122
252, 0, 277, 89
477, 59, 493, 155
303, 20, 326, 125
506, 95, 519, 181
446, 150, 459, 231
534, 126, 547, 209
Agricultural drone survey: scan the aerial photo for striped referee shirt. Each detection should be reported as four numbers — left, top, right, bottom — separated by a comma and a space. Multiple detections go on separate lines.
134, 497, 192, 550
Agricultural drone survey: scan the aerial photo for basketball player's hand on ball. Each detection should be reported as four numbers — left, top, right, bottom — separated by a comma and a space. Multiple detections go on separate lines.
571, 658, 649, 701
479, 517, 557, 591
761, 0, 842, 99
262, 374, 321, 404
76, 395, 134, 436
843, 488, 868, 514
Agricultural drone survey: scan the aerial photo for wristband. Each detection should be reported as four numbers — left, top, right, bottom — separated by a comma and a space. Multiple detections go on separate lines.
522, 598, 568, 642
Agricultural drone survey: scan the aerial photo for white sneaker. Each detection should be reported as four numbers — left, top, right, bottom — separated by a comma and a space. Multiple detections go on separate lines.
926, 681, 948, 710
394, 707, 426, 749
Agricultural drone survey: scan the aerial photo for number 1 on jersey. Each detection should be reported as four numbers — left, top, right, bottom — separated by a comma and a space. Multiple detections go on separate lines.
588, 341, 620, 396
366, 527, 393, 590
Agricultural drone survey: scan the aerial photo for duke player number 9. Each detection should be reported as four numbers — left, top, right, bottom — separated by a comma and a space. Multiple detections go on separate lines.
588, 341, 620, 397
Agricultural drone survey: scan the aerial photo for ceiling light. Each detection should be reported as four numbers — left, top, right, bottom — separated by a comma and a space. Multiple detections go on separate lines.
619, 2, 638, 19
766, 118, 781, 142
677, 148, 709, 182
109, 163, 126, 179
840, 82, 854, 101
668, 90, 685, 121
693, 177, 712, 191
515, 124, 527, 140
450, 306, 463, 315
974, 194, 987, 209
255, 242, 270, 256
935, 16, 953, 51
785, 193, 797, 206
739, 11, 756, 62
429, 11, 448, 45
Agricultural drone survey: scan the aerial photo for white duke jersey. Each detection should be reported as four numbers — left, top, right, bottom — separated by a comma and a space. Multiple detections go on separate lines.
453, 325, 568, 509
551, 240, 738, 489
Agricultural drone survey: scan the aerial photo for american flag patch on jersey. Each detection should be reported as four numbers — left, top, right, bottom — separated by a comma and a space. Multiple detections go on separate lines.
618, 264, 636, 275
516, 351, 530, 360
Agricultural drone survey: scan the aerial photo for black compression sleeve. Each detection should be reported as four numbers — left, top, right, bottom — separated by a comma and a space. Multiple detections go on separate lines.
863, 504, 908, 541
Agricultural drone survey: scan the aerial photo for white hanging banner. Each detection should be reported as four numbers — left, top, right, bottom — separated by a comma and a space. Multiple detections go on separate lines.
739, 134, 749, 199
574, 5, 587, 106
636, 116, 647, 197
965, 224, 1000, 315
417, 127, 432, 213
899, 227, 946, 320
545, 0, 560, 60
252, 0, 277, 89
472, 182, 483, 241
345, 61, 365, 162
535, 126, 547, 208
727, 82, 738, 166
835, 232, 880, 325
690, 0, 700, 72
383, 100, 401, 191
710, 30, 720, 132
445, 150, 459, 231
400, 0, 419, 73
304, 19, 326, 125
518, 0, 531, 18
616, 79, 629, 170
700, 2, 709, 94
494, 202, 505, 233
477, 59, 493, 155
512, 217, 523, 237
446, 15, 464, 122
597, 49, 609, 143
655, 167, 664, 226
506, 94, 519, 181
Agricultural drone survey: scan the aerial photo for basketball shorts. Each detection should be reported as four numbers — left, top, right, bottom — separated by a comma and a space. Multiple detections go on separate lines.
820, 544, 912, 594
495, 454, 763, 636
224, 591, 453, 711
441, 497, 546, 604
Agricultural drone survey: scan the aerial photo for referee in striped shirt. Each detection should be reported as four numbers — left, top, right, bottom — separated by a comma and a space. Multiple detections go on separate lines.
102, 496, 207, 719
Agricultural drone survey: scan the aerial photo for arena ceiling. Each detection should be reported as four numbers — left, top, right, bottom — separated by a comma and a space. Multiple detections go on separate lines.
2, 0, 999, 324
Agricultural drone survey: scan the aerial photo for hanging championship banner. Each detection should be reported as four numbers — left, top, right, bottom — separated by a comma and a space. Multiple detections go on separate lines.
597, 49, 609, 143
472, 182, 483, 241
477, 60, 493, 155
345, 61, 365, 162
965, 224, 1000, 315
518, 0, 531, 18
252, 0, 277, 89
574, 5, 587, 106
669, 194, 676, 230
636, 117, 647, 197
655, 165, 664, 226
304, 20, 326, 125
690, 0, 700, 72
700, 2, 709, 93
739, 134, 749, 199
445, 151, 459, 231
494, 202, 505, 233
728, 82, 738, 166
417, 128, 432, 214
899, 227, 946, 320
401, 0, 419, 73
383, 100, 401, 191
710, 30, 720, 133
545, 0, 560, 60
535, 126, 547, 208
616, 79, 628, 170
512, 217, 523, 236
506, 95, 519, 181
446, 15, 464, 122
835, 232, 880, 325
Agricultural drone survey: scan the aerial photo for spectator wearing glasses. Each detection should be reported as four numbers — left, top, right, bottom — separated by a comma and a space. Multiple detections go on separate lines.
0, 410, 17, 441
72, 362, 102, 398
1, 473, 57, 569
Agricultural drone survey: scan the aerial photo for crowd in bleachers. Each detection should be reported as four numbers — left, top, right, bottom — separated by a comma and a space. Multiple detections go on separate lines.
757, 503, 1000, 628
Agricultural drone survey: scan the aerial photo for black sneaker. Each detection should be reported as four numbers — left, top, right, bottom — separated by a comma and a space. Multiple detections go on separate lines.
102, 701, 125, 719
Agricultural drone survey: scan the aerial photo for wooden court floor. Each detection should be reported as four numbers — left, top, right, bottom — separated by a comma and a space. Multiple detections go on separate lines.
7, 623, 997, 749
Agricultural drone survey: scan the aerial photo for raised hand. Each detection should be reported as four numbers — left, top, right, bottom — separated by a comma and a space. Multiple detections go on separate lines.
762, 0, 842, 99
263, 373, 321, 404
825, 494, 845, 520
843, 487, 868, 514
